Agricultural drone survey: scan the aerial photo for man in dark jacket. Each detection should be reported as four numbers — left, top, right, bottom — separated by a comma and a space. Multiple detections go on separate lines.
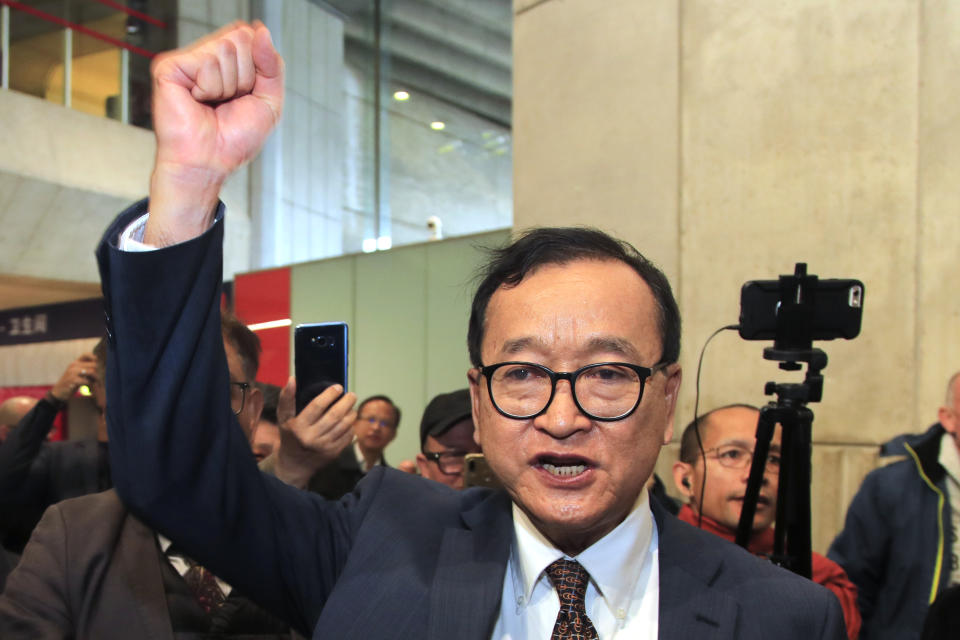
829, 371, 960, 639
0, 349, 103, 553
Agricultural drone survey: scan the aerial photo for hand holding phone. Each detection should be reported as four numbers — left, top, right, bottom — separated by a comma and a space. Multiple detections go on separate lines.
274, 378, 357, 488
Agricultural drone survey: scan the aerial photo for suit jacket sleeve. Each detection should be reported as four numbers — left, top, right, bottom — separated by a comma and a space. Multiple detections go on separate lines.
0, 502, 74, 636
96, 200, 360, 635
0, 398, 60, 502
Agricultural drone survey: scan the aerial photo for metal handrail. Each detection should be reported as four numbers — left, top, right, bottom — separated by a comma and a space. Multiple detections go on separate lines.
0, 0, 167, 123
0, 0, 159, 58
89, 0, 167, 29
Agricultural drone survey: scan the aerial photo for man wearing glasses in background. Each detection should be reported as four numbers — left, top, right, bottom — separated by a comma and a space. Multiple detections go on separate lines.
352, 396, 401, 471
416, 389, 481, 489
96, 22, 846, 638
306, 394, 400, 499
672, 404, 860, 639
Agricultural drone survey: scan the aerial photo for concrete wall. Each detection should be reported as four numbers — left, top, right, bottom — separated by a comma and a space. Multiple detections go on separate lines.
249, 0, 348, 267
0, 87, 249, 283
0, 90, 153, 283
513, 0, 960, 553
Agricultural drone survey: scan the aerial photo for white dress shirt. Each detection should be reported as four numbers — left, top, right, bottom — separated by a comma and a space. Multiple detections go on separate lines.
352, 440, 383, 472
118, 212, 153, 251
491, 489, 659, 640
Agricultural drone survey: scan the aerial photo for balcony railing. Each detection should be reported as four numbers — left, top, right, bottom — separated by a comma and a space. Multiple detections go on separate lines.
0, 0, 171, 127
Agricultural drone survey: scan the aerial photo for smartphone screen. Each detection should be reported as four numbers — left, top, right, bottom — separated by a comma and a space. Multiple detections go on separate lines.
294, 322, 348, 414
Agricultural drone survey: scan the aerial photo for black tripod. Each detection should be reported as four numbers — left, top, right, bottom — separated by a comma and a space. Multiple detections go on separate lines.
732, 262, 863, 578
734, 348, 826, 579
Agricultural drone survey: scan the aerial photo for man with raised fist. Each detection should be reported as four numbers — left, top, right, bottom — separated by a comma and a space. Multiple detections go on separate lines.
95, 22, 844, 639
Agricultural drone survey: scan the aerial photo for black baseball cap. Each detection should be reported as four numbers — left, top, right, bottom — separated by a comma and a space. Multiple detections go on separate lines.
420, 389, 473, 449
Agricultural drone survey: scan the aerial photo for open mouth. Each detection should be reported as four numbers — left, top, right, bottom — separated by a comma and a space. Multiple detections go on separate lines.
536, 455, 591, 478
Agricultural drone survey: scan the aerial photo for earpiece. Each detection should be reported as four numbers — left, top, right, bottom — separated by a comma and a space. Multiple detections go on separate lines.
682, 477, 691, 489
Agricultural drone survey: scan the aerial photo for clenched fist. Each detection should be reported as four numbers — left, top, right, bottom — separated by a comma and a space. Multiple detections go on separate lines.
146, 21, 284, 247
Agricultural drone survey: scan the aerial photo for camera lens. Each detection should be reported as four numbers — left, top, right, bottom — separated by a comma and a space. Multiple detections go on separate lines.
317, 337, 327, 347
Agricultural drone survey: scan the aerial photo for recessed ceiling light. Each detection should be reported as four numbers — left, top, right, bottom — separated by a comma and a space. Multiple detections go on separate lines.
393, 90, 410, 101
430, 121, 445, 131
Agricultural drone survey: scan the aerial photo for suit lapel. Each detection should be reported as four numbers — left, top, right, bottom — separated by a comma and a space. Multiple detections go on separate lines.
427, 490, 513, 640
654, 501, 739, 639
117, 509, 176, 640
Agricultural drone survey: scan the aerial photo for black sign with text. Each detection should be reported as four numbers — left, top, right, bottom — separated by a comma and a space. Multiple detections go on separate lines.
0, 298, 104, 346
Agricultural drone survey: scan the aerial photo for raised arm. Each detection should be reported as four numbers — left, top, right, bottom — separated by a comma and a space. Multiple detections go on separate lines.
146, 21, 283, 246
98, 24, 357, 634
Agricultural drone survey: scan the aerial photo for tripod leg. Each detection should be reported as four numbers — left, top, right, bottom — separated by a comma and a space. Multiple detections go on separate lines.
782, 406, 813, 578
735, 405, 779, 547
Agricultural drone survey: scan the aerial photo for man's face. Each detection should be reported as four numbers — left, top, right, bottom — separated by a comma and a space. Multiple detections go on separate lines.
354, 399, 398, 454
416, 417, 481, 489
674, 406, 780, 532
470, 259, 681, 555
224, 338, 262, 443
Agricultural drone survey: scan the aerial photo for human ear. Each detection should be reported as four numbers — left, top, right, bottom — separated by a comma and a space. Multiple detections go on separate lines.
672, 461, 695, 501
468, 368, 483, 447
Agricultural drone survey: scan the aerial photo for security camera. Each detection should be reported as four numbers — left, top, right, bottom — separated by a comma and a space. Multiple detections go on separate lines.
426, 216, 443, 240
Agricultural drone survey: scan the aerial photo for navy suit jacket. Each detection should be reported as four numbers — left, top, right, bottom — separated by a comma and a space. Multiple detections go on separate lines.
97, 200, 845, 639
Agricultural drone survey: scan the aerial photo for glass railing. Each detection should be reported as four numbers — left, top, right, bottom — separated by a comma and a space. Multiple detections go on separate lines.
0, 0, 173, 127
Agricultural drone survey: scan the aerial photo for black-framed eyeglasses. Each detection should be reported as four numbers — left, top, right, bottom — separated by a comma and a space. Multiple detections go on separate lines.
704, 445, 781, 472
421, 450, 469, 475
230, 381, 250, 416
478, 361, 668, 422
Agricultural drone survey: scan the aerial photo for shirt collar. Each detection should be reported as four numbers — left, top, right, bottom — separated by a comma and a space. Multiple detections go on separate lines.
511, 489, 654, 616
157, 533, 173, 554
352, 440, 383, 471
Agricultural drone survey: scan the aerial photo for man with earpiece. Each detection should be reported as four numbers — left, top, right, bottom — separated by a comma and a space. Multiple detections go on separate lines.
672, 404, 861, 639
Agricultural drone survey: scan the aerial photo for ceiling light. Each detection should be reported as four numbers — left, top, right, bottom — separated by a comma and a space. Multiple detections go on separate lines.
393, 90, 410, 101
247, 319, 293, 331
362, 238, 377, 253
377, 236, 392, 250
430, 121, 445, 131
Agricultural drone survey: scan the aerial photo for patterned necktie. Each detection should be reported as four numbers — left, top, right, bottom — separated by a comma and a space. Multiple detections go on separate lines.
546, 558, 599, 640
182, 561, 225, 613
